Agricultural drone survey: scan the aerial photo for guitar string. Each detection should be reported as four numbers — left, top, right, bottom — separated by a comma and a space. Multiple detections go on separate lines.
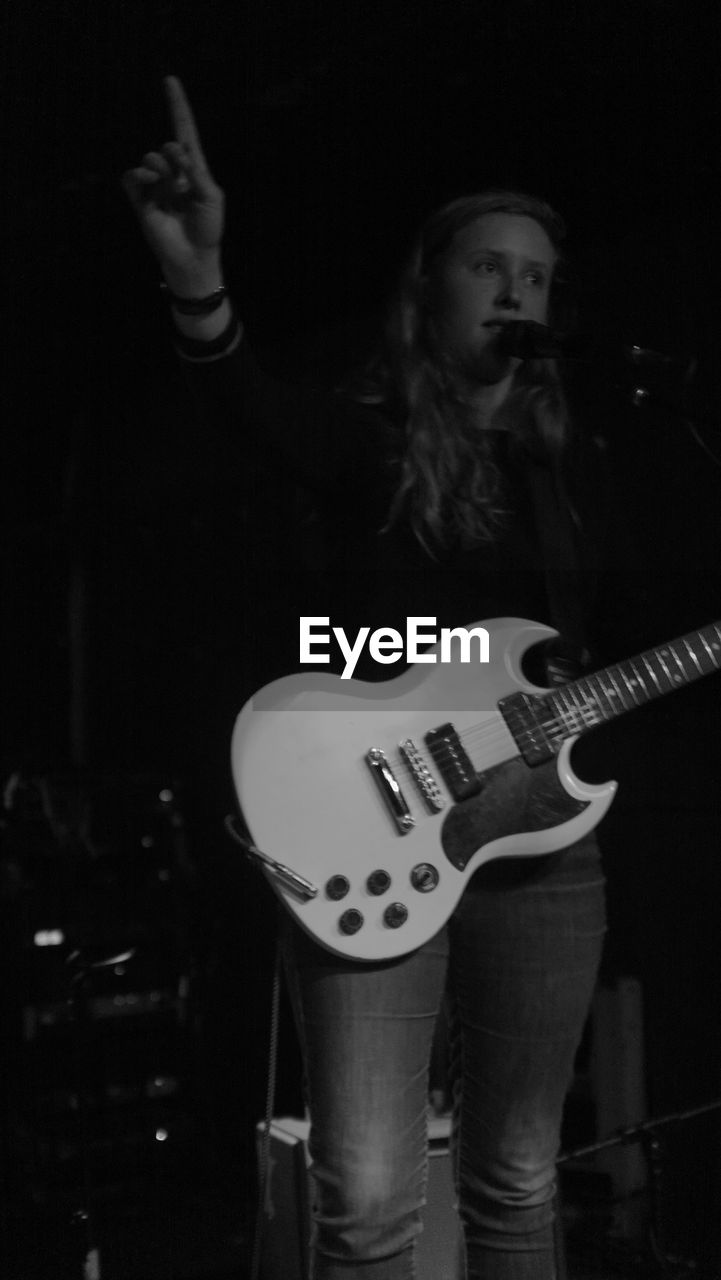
302, 633, 718, 789
365, 693, 610, 781
401, 694, 610, 759
381, 709, 597, 790
380, 711, 614, 804
380, 647, 708, 789
367, 649, 694, 772
391, 648, 707, 771
377, 653, 699, 786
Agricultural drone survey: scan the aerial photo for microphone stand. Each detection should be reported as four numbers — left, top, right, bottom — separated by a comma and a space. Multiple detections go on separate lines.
558, 1096, 721, 1276
585, 338, 720, 460
499, 320, 720, 459
620, 380, 721, 466
65, 945, 137, 1280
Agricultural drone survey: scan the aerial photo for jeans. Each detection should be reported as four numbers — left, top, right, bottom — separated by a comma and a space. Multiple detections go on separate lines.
282, 836, 606, 1280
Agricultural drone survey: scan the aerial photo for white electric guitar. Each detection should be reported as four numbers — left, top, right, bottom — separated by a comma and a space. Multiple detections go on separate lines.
231, 617, 720, 961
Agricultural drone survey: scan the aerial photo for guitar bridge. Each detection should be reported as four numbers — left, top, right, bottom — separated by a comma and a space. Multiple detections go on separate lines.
365, 748, 415, 834
399, 739, 445, 812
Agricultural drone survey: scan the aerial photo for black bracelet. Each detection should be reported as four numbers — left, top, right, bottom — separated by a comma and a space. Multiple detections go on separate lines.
160, 282, 227, 316
174, 311, 242, 361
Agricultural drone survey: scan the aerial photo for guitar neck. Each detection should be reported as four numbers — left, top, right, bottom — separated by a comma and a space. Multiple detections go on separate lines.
546, 622, 721, 739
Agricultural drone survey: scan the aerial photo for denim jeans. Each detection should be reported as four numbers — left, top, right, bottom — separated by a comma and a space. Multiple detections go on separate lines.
282, 836, 606, 1280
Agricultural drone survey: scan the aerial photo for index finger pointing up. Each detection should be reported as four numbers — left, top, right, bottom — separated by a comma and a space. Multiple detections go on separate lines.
164, 75, 207, 164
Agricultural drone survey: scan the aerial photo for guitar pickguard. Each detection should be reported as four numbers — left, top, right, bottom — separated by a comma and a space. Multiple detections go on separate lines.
441, 756, 588, 871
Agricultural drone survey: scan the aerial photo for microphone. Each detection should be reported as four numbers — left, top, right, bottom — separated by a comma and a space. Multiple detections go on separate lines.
495, 321, 580, 359
496, 320, 678, 366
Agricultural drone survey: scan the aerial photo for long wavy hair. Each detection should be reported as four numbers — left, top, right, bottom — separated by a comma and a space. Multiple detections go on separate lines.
354, 190, 576, 550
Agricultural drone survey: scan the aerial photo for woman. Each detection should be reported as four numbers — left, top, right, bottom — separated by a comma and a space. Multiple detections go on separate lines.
124, 76, 606, 1280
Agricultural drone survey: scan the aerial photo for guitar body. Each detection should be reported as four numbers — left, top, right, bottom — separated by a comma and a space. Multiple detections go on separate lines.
231, 618, 617, 960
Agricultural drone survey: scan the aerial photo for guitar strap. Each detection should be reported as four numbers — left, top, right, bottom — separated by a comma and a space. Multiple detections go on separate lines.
525, 455, 593, 682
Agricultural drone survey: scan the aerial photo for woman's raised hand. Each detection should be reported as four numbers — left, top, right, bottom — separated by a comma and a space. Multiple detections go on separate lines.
122, 76, 225, 297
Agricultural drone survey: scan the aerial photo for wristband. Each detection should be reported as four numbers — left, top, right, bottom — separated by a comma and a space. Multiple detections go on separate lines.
160, 282, 227, 316
174, 311, 242, 361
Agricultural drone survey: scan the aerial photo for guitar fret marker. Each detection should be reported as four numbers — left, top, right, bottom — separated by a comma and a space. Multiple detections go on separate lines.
684, 640, 702, 674
500, 620, 721, 767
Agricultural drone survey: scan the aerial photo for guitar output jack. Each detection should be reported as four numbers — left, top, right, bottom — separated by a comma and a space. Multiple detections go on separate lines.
410, 863, 439, 892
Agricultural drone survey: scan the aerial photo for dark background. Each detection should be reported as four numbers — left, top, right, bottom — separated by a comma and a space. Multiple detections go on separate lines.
2, 1, 721, 1275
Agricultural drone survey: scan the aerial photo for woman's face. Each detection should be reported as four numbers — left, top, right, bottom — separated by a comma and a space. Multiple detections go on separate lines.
426, 212, 557, 389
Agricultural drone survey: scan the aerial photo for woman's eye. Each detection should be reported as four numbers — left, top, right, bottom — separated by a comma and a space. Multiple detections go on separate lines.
473, 261, 497, 276
525, 272, 546, 287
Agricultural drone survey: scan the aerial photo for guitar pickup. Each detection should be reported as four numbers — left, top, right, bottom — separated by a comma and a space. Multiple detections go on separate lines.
425, 723, 481, 802
365, 748, 415, 834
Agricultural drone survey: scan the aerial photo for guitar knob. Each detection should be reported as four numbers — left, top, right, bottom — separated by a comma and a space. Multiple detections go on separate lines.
410, 863, 439, 892
366, 870, 391, 896
339, 908, 364, 935
326, 875, 350, 900
383, 902, 408, 929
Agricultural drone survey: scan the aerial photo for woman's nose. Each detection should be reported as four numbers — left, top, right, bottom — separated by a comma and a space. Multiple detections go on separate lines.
494, 276, 521, 310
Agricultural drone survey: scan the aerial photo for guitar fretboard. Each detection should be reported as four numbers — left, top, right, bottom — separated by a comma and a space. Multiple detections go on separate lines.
544, 622, 721, 742
500, 622, 721, 765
